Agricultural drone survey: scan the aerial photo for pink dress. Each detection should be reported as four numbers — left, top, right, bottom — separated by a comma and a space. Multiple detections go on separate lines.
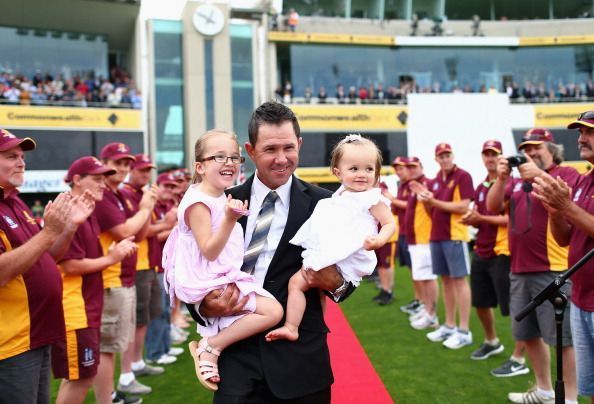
162, 185, 274, 337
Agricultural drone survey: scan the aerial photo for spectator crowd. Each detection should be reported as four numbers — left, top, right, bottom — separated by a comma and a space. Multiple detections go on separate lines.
0, 66, 141, 109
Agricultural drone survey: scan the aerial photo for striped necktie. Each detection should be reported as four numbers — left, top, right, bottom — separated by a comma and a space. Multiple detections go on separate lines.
241, 191, 278, 275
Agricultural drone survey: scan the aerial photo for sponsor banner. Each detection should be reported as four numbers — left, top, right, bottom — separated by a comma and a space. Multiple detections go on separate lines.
519, 35, 594, 46
268, 31, 394, 46
20, 170, 69, 193
534, 103, 594, 128
0, 105, 141, 130
291, 105, 408, 131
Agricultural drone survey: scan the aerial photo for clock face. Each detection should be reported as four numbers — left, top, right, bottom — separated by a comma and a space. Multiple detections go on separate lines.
193, 4, 225, 37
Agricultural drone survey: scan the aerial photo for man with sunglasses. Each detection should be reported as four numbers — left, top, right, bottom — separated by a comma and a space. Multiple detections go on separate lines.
487, 129, 579, 404
532, 111, 594, 403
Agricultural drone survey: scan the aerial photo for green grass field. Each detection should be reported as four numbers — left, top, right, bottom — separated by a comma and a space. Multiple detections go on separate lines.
51, 265, 588, 403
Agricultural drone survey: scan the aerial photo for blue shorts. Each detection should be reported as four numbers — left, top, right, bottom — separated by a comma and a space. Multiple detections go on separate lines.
397, 235, 412, 268
429, 240, 470, 278
570, 302, 594, 397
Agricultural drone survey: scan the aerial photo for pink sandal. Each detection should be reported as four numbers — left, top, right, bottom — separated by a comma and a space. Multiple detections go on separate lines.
189, 339, 222, 391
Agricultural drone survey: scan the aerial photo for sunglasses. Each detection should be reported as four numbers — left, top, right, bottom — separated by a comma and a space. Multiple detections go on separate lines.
577, 111, 594, 121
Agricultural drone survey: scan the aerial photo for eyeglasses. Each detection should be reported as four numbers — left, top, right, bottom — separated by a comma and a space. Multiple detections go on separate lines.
202, 155, 245, 164
577, 111, 594, 121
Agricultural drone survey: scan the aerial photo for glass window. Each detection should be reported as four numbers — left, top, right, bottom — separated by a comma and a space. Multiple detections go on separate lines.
553, 0, 594, 18
413, 0, 443, 20
230, 23, 254, 164
152, 20, 185, 167
283, 0, 347, 17
351, 0, 382, 19
385, 0, 410, 19
204, 40, 214, 131
493, 0, 550, 20
0, 26, 108, 79
445, 0, 491, 20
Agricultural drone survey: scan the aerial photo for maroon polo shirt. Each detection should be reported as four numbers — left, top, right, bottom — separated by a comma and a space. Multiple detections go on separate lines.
473, 177, 509, 259
121, 183, 156, 272
430, 166, 474, 242
58, 214, 104, 330
505, 164, 580, 274
567, 171, 594, 311
405, 176, 432, 245
94, 187, 137, 288
153, 199, 175, 272
0, 191, 64, 360
396, 180, 409, 235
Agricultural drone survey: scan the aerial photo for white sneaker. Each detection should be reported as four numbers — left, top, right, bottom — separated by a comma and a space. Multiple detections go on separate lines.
409, 309, 426, 323
170, 327, 187, 345
168, 347, 184, 356
443, 330, 473, 350
427, 325, 457, 342
155, 354, 177, 365
508, 387, 554, 404
411, 313, 439, 330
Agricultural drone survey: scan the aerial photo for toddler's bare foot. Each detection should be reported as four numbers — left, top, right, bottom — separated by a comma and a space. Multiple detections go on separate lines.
265, 325, 299, 342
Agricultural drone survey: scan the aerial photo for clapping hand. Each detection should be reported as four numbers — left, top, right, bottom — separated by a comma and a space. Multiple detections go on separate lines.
43, 192, 74, 237
532, 173, 571, 214
107, 237, 138, 262
68, 190, 95, 228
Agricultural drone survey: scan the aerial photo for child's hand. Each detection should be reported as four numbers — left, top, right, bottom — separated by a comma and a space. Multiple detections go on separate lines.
225, 195, 249, 220
363, 235, 379, 251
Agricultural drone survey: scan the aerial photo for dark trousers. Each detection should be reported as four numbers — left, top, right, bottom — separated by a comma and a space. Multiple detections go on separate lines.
0, 345, 51, 404
214, 385, 331, 404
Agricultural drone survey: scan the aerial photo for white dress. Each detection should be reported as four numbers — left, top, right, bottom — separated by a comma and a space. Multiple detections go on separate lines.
289, 186, 390, 286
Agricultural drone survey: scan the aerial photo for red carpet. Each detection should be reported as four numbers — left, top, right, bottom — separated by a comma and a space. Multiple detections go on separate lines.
326, 299, 394, 404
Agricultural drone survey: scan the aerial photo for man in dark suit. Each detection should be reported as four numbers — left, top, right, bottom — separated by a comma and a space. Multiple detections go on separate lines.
196, 101, 355, 403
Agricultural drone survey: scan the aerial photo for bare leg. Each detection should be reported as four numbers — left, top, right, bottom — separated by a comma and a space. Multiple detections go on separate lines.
56, 378, 94, 404
421, 279, 438, 317
194, 295, 284, 383
93, 353, 115, 404
133, 325, 148, 362
265, 270, 310, 342
378, 265, 393, 293
524, 337, 553, 391
562, 346, 577, 401
120, 339, 134, 374
453, 276, 471, 331
413, 280, 423, 302
441, 275, 457, 328
512, 340, 525, 359
476, 307, 496, 341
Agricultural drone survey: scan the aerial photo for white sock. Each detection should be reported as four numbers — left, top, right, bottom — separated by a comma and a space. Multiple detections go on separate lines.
511, 355, 525, 364
565, 400, 578, 404
486, 338, 500, 346
131, 360, 146, 371
119, 372, 135, 386
536, 388, 554, 399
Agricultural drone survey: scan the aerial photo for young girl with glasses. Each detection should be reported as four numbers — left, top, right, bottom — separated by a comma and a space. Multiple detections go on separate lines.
266, 134, 395, 342
162, 130, 283, 391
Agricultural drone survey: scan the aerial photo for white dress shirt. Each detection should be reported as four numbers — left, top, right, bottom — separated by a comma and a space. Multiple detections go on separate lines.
245, 173, 292, 287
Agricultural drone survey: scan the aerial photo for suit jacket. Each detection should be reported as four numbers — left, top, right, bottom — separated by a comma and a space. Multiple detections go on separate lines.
216, 174, 335, 399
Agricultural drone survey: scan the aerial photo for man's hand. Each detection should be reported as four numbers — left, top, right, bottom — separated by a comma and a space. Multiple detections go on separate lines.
199, 283, 249, 318
43, 192, 73, 237
496, 155, 511, 182
532, 174, 572, 213
67, 190, 95, 228
107, 237, 137, 262
459, 208, 482, 226
517, 154, 543, 182
139, 184, 158, 211
301, 266, 342, 291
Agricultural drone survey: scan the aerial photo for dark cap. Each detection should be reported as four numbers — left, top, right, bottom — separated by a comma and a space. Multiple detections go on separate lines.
392, 156, 407, 166
0, 129, 36, 152
65, 156, 116, 183
405, 156, 421, 166
567, 111, 594, 130
157, 172, 178, 186
518, 128, 554, 150
435, 143, 453, 156
482, 139, 502, 154
99, 142, 135, 161
132, 153, 156, 170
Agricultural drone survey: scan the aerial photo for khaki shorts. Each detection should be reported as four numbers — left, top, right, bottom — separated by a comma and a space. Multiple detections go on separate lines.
100, 286, 136, 353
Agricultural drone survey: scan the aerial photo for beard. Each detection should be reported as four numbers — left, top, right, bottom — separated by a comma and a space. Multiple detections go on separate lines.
8, 174, 24, 187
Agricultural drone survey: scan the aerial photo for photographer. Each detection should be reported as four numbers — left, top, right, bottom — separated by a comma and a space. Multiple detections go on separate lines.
486, 128, 580, 404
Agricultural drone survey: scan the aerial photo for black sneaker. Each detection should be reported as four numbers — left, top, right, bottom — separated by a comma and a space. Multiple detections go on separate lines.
372, 289, 386, 302
470, 342, 504, 360
112, 391, 143, 404
400, 299, 420, 314
377, 291, 393, 306
490, 358, 530, 378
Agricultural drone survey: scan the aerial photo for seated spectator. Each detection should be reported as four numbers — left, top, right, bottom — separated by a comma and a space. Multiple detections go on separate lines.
358, 86, 368, 102
304, 87, 312, 103
336, 84, 346, 104
31, 84, 48, 106
317, 86, 327, 103
348, 86, 357, 103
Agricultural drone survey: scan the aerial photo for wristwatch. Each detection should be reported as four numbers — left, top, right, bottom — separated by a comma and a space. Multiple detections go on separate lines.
329, 276, 348, 302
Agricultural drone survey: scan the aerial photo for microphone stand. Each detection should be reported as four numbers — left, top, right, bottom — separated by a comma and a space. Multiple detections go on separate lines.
515, 247, 594, 404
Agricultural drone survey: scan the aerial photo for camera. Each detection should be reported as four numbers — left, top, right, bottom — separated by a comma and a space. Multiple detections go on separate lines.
506, 155, 527, 168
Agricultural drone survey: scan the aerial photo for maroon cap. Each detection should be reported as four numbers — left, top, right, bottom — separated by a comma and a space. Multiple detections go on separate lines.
132, 153, 156, 170
178, 168, 191, 179
392, 156, 407, 166
518, 128, 554, 150
0, 129, 36, 152
99, 142, 135, 161
157, 172, 178, 186
568, 111, 594, 130
405, 156, 421, 166
435, 143, 453, 156
65, 156, 116, 183
482, 139, 502, 154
